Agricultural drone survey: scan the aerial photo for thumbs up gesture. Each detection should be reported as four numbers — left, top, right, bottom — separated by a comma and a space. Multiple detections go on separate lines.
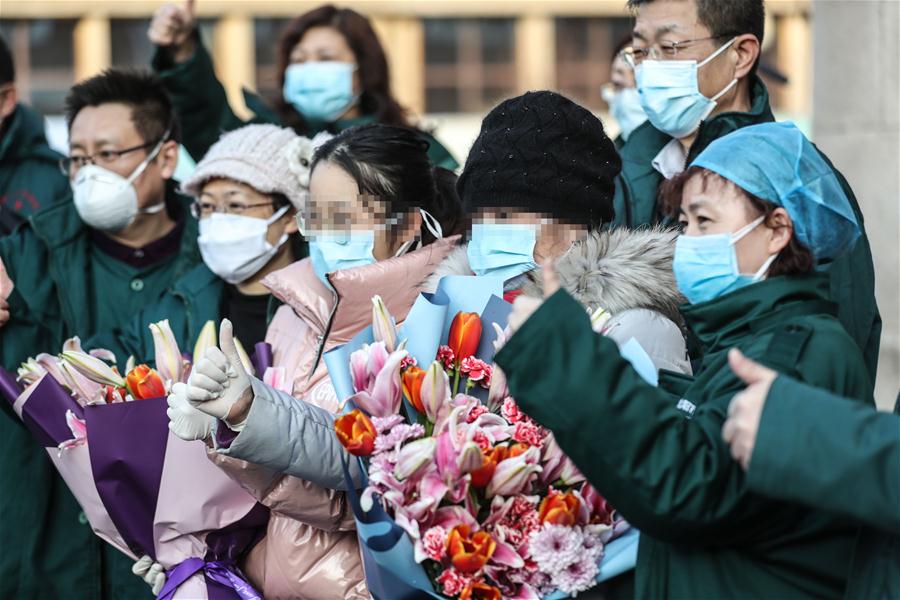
148, 0, 197, 63
721, 349, 778, 470
186, 319, 252, 430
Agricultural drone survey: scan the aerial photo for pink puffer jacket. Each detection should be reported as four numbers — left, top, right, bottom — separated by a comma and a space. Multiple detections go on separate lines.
208, 237, 460, 599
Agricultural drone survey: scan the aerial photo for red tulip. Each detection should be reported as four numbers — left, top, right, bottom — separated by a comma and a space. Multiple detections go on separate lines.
446, 525, 495, 574
125, 364, 166, 400
460, 582, 502, 600
448, 312, 483, 367
334, 409, 378, 457
470, 446, 507, 488
401, 366, 427, 414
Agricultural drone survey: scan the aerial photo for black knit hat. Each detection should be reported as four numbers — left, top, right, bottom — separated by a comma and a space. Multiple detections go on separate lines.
457, 91, 621, 228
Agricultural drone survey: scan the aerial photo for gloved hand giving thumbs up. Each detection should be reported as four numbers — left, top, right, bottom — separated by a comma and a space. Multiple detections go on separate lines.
186, 319, 253, 430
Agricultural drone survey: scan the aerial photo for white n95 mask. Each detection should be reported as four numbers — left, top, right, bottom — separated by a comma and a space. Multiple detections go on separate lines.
199, 205, 290, 284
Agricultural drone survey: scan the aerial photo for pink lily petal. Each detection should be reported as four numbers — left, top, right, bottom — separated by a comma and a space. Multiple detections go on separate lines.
420, 361, 450, 423
150, 319, 183, 385
486, 446, 542, 498
490, 539, 525, 568
394, 437, 436, 480
433, 505, 478, 531
371, 295, 398, 353
368, 350, 406, 417
350, 348, 371, 393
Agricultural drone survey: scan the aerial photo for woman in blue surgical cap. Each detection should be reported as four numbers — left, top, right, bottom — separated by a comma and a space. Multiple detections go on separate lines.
493, 121, 875, 599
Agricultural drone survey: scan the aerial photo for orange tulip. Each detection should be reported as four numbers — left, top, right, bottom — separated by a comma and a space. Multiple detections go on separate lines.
401, 366, 427, 413
507, 442, 530, 458
335, 409, 378, 457
125, 364, 166, 400
460, 582, 502, 600
446, 525, 496, 574
448, 312, 482, 366
470, 446, 507, 488
538, 491, 581, 526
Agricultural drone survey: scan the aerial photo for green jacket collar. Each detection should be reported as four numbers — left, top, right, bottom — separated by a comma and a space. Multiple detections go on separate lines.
28, 188, 200, 333
621, 75, 775, 170
681, 273, 835, 354
0, 104, 61, 164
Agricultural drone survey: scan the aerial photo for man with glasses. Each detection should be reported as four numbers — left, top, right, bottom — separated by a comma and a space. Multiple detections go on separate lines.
611, 0, 880, 386
0, 70, 201, 599
0, 36, 70, 235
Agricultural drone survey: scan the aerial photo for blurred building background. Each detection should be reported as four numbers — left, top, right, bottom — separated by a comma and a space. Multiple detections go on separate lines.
1, 0, 897, 405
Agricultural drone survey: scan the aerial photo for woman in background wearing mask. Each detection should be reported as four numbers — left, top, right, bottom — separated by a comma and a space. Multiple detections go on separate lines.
600, 37, 647, 148
164, 124, 464, 599
493, 122, 873, 600
86, 124, 308, 365
148, 2, 457, 169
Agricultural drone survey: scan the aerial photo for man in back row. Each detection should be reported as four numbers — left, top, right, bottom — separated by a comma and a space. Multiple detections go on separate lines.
613, 0, 880, 382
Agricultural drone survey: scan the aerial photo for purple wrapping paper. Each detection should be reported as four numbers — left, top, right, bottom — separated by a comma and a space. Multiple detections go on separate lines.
20, 376, 85, 448
251, 342, 273, 377
0, 366, 22, 407
84, 396, 170, 557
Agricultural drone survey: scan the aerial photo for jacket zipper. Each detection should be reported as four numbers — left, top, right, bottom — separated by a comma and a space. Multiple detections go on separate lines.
309, 276, 340, 379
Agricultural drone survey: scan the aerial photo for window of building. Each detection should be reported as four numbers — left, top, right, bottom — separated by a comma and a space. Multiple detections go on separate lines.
424, 18, 516, 114
254, 18, 291, 105
0, 19, 76, 115
554, 17, 632, 111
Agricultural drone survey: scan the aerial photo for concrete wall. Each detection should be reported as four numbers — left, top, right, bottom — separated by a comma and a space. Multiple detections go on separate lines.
812, 0, 900, 409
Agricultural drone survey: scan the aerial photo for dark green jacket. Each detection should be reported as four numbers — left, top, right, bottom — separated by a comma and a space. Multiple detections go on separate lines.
496, 274, 873, 599
151, 43, 459, 170
0, 193, 200, 599
84, 263, 224, 366
611, 76, 881, 384
0, 104, 70, 229
749, 377, 900, 599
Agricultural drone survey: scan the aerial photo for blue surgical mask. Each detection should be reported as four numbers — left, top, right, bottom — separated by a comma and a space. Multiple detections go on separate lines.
673, 215, 778, 304
467, 223, 538, 281
309, 230, 376, 287
602, 87, 648, 141
635, 38, 737, 139
283, 62, 358, 124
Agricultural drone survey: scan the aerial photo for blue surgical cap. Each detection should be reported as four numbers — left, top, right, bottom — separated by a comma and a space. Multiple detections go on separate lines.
690, 121, 860, 261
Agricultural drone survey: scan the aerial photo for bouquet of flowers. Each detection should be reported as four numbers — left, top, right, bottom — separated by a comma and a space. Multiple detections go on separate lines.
1, 320, 267, 600
330, 293, 634, 599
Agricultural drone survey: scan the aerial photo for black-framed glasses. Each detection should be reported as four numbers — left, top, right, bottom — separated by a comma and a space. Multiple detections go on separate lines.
191, 201, 277, 219
625, 34, 735, 64
59, 140, 157, 175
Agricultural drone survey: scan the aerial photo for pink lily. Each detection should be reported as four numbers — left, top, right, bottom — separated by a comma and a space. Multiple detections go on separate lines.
57, 410, 88, 455
541, 434, 586, 486
394, 437, 437, 481
192, 320, 217, 364
433, 505, 478, 532
420, 361, 451, 424
35, 353, 69, 388
59, 361, 105, 405
371, 295, 398, 352
349, 350, 406, 417
16, 358, 47, 386
149, 319, 183, 385
232, 336, 256, 376
60, 350, 126, 388
486, 446, 542, 498
350, 347, 371, 393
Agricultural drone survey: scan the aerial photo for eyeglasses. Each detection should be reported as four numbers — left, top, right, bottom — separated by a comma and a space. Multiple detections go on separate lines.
191, 201, 276, 219
624, 35, 735, 64
59, 140, 157, 175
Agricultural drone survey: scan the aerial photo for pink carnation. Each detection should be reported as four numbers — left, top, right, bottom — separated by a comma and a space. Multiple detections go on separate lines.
513, 420, 545, 448
460, 357, 492, 386
422, 526, 448, 561
436, 345, 455, 369
436, 568, 474, 596
399, 355, 418, 370
502, 397, 524, 423
466, 404, 489, 423
471, 430, 491, 451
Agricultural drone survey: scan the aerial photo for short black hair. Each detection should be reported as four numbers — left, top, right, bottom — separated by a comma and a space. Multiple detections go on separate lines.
628, 0, 765, 48
65, 69, 179, 144
0, 36, 14, 86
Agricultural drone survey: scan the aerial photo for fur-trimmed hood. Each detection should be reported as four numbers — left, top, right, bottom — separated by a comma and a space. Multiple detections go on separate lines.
425, 228, 685, 326
521, 227, 685, 328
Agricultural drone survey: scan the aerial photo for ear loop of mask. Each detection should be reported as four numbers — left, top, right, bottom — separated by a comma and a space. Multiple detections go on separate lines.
129, 125, 173, 216
731, 214, 778, 280
392, 208, 444, 257
699, 38, 739, 103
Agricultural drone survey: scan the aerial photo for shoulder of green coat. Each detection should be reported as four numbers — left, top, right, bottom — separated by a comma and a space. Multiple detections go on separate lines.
28, 199, 85, 249
241, 90, 283, 126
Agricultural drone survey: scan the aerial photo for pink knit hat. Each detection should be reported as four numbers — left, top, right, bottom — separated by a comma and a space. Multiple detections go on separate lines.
181, 124, 315, 210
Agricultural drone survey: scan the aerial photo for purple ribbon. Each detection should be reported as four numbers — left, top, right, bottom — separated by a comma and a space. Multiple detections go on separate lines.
0, 367, 22, 407
250, 342, 273, 377
157, 558, 261, 600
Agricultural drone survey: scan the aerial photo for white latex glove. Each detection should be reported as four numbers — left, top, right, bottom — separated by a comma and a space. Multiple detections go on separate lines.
186, 319, 251, 430
166, 382, 214, 441
132, 554, 166, 596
